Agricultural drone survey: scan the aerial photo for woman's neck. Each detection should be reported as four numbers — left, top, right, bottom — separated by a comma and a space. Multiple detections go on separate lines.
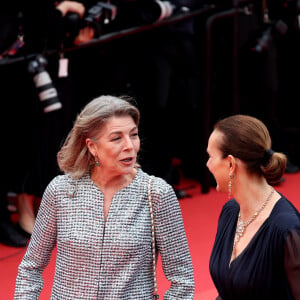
233, 177, 274, 220
91, 168, 137, 192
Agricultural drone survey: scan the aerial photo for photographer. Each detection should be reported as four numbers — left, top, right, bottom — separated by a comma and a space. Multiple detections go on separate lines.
0, 0, 95, 247
18, 0, 95, 53
266, 0, 300, 167
127, 0, 203, 194
56, 1, 95, 45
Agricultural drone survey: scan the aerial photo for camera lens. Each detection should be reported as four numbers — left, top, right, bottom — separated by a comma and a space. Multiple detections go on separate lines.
32, 71, 62, 113
28, 55, 62, 113
141, 0, 175, 23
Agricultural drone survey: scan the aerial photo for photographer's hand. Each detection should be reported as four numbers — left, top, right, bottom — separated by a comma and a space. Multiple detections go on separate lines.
74, 26, 95, 45
56, 1, 85, 17
56, 1, 95, 45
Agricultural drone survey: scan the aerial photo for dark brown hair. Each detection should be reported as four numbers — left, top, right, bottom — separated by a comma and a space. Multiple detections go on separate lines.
214, 114, 287, 185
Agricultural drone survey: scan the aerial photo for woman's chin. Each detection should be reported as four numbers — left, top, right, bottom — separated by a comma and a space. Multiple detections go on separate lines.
215, 184, 225, 194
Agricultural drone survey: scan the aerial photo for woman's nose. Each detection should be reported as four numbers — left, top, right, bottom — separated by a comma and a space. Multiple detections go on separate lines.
123, 136, 133, 149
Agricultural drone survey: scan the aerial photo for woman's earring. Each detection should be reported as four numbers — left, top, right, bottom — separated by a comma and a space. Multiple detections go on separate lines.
228, 173, 233, 200
95, 156, 101, 167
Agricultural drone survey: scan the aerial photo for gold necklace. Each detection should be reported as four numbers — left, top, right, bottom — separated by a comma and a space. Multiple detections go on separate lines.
232, 187, 275, 259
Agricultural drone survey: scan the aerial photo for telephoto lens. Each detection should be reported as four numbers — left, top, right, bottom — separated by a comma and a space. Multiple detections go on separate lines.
28, 55, 62, 113
141, 0, 175, 23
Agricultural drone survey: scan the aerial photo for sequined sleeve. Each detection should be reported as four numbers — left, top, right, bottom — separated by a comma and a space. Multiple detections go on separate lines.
284, 229, 300, 299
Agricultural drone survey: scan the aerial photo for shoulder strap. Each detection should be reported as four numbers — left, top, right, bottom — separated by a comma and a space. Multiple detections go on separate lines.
147, 175, 159, 299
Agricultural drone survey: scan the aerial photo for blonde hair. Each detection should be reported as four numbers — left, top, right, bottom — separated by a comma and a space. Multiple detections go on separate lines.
57, 95, 140, 179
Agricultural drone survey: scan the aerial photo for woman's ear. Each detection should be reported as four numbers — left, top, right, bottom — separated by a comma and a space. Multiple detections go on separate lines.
227, 155, 235, 171
86, 138, 95, 156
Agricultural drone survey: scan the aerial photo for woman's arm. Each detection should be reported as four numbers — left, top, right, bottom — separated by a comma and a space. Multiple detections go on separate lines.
284, 230, 300, 299
153, 178, 195, 299
14, 178, 58, 299
284, 229, 300, 299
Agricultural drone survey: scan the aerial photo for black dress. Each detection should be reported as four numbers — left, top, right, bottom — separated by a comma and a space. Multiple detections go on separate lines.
209, 196, 300, 300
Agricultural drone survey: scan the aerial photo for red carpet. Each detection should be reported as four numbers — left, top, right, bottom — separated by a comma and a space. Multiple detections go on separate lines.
1, 172, 300, 299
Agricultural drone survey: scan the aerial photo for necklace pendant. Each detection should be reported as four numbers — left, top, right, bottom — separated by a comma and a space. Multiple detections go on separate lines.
236, 220, 245, 235
233, 187, 275, 253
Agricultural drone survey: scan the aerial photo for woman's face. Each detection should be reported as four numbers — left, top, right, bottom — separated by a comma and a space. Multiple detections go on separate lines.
206, 129, 230, 193
88, 115, 140, 176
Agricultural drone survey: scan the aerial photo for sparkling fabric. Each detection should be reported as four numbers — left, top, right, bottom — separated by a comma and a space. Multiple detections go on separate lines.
14, 168, 195, 299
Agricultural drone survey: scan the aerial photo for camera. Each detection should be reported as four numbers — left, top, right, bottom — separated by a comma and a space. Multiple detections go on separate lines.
139, 0, 176, 23
28, 55, 62, 113
124, 0, 177, 24
252, 20, 288, 53
65, 1, 117, 39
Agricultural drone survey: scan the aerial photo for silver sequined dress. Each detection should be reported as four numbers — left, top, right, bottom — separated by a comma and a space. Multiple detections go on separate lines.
14, 168, 195, 299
